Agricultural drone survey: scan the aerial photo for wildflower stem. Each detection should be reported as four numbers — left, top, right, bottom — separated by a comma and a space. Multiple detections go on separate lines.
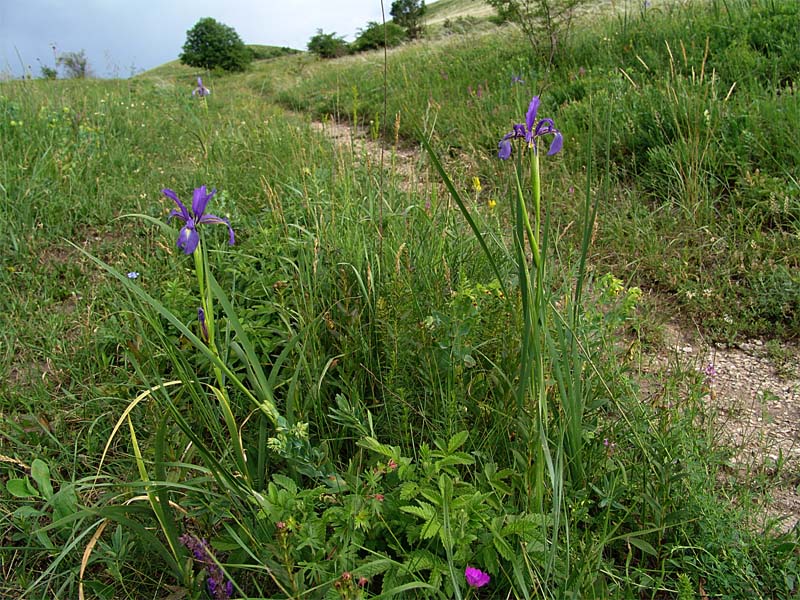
193, 238, 225, 389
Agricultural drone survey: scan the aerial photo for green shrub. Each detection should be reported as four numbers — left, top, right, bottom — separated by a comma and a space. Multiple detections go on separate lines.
352, 21, 407, 53
307, 29, 350, 59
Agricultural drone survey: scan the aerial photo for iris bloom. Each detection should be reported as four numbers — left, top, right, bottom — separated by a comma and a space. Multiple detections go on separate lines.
164, 186, 234, 255
465, 566, 491, 588
497, 96, 563, 160
192, 77, 211, 97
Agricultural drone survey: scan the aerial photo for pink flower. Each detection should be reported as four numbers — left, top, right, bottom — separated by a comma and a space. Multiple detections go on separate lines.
465, 566, 490, 588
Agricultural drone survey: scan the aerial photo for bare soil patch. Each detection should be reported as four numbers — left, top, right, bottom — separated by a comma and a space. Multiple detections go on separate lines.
654, 323, 800, 531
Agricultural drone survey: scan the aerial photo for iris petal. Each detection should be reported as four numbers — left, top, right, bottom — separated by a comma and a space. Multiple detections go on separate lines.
177, 222, 200, 255
525, 96, 540, 136
198, 213, 235, 245
191, 186, 216, 218
163, 189, 191, 222
547, 132, 563, 155
535, 118, 556, 136
498, 139, 512, 160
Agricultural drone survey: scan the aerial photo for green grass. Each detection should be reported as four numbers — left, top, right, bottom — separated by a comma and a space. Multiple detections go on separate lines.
255, 0, 800, 341
1, 0, 798, 598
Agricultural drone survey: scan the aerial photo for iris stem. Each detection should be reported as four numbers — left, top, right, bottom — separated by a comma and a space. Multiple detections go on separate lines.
194, 238, 225, 388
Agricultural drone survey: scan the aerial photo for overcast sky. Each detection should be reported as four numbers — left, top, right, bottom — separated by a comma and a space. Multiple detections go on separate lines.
1, 1, 389, 78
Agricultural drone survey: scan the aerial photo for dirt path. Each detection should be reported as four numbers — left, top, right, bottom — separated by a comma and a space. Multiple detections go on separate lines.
312, 114, 800, 533
654, 323, 800, 531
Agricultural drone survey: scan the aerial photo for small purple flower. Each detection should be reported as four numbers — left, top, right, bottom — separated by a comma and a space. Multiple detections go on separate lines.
703, 363, 717, 383
498, 95, 563, 160
465, 566, 490, 588
511, 74, 524, 85
163, 186, 234, 255
127, 271, 140, 279
180, 533, 233, 600
192, 77, 211, 97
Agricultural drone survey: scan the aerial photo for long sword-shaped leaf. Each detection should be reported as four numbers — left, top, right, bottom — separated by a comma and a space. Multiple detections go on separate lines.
417, 130, 508, 298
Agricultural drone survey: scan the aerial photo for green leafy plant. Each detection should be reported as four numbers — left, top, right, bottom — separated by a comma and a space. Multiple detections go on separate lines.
6, 458, 79, 550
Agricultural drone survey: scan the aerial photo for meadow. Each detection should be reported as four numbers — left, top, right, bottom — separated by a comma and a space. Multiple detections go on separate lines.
1, 0, 798, 598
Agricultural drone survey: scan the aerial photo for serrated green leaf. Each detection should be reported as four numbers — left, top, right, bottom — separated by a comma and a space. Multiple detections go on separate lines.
421, 518, 442, 541
357, 436, 395, 457
436, 453, 475, 469
446, 430, 469, 453
354, 558, 394, 579
271, 473, 298, 495
493, 532, 516, 562
400, 502, 436, 521
501, 514, 548, 541
399, 481, 420, 500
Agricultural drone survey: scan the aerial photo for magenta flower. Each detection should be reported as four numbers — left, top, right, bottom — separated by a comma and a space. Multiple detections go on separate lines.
163, 186, 234, 255
465, 566, 490, 588
497, 95, 563, 160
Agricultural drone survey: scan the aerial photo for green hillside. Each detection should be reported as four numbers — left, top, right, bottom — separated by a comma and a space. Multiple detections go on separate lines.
2, 1, 798, 599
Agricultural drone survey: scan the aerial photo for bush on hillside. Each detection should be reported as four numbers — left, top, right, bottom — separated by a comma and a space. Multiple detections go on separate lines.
307, 30, 350, 59
180, 17, 252, 72
249, 46, 300, 61
485, 0, 592, 67
352, 21, 407, 53
57, 50, 91, 78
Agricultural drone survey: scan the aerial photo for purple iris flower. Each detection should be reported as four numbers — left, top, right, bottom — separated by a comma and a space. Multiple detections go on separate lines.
163, 185, 234, 255
511, 74, 524, 85
497, 95, 563, 160
192, 77, 211, 97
